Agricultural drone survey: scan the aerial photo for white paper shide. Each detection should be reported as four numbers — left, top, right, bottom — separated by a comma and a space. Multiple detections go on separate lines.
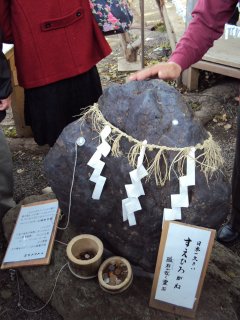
122, 140, 148, 226
163, 148, 196, 223
87, 125, 112, 200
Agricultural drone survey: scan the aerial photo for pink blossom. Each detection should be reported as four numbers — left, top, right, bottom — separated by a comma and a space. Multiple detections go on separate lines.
103, 22, 114, 32
107, 12, 119, 24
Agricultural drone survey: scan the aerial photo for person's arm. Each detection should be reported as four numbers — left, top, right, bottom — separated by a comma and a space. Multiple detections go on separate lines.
129, 0, 238, 81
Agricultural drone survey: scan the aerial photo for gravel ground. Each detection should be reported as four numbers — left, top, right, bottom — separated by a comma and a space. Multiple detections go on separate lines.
0, 146, 60, 320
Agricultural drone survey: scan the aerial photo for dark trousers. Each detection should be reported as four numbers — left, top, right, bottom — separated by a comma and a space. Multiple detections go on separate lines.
231, 103, 240, 231
228, 7, 239, 25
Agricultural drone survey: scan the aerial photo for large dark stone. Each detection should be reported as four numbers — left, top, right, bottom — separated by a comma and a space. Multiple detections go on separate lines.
44, 80, 230, 272
2, 195, 240, 320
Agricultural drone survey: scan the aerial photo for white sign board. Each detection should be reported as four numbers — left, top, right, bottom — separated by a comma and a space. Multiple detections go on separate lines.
1, 199, 59, 269
150, 221, 215, 318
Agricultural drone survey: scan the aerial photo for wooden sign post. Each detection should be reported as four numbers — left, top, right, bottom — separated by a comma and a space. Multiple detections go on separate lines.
149, 221, 215, 318
3, 44, 33, 138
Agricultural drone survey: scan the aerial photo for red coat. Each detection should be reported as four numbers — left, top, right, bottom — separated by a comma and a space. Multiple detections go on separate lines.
0, 0, 111, 89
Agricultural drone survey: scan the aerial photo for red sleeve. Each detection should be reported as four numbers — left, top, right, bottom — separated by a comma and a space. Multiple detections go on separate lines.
169, 0, 238, 71
0, 0, 12, 43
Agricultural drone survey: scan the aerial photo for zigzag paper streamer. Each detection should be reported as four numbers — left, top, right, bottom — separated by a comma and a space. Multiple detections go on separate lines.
87, 125, 111, 200
122, 140, 148, 226
163, 148, 196, 224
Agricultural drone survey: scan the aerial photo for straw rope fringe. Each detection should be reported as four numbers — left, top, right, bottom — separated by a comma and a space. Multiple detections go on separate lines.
79, 104, 224, 186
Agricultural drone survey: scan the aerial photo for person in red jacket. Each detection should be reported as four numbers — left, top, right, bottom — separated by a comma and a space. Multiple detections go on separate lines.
0, 0, 111, 147
0, 29, 15, 219
129, 0, 239, 243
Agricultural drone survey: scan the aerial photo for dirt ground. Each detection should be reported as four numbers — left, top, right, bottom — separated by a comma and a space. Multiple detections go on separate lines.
1, 30, 240, 319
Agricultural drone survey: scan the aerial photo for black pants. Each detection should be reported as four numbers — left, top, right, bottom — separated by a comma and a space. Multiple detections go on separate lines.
231, 103, 240, 231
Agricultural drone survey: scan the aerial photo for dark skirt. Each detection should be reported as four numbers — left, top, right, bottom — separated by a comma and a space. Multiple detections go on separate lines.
24, 66, 102, 146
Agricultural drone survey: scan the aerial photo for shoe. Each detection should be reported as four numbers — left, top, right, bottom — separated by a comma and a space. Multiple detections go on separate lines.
217, 224, 239, 243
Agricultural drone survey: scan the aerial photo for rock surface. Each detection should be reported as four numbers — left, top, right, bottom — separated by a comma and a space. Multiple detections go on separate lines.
186, 79, 239, 125
2, 195, 240, 320
44, 80, 230, 272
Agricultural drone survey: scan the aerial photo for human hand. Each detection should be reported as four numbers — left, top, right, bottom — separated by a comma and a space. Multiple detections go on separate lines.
0, 95, 11, 111
128, 62, 182, 81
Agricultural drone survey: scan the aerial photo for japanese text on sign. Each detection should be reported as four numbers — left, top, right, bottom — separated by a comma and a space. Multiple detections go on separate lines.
3, 201, 58, 263
155, 223, 211, 309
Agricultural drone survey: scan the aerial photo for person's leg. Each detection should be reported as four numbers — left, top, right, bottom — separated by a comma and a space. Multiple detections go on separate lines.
0, 127, 15, 219
217, 103, 240, 242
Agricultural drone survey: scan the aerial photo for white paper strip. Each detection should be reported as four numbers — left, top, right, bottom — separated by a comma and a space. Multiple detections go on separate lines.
122, 199, 128, 221
92, 176, 107, 200
127, 212, 137, 226
87, 126, 112, 200
100, 125, 111, 140
125, 183, 144, 198
163, 148, 196, 225
137, 140, 147, 167
97, 140, 111, 157
122, 198, 142, 222
89, 166, 105, 183
171, 207, 182, 220
124, 197, 142, 213
163, 208, 176, 221
122, 141, 148, 226
162, 208, 181, 227
130, 165, 148, 182
87, 150, 102, 167
171, 185, 189, 208
186, 147, 196, 185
